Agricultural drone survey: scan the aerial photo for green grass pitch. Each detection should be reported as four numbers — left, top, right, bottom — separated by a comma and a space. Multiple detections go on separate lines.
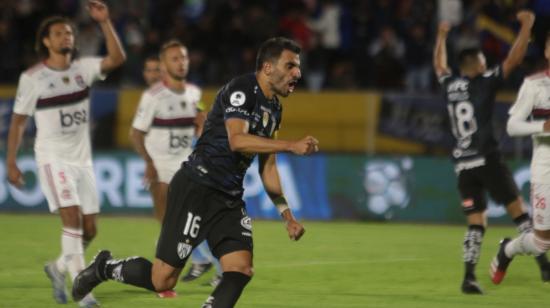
0, 214, 549, 307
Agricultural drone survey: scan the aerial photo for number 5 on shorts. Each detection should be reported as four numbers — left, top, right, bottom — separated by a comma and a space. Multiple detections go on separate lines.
183, 213, 201, 238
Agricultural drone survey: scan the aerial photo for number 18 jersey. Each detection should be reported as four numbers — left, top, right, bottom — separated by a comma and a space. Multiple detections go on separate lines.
438, 66, 503, 171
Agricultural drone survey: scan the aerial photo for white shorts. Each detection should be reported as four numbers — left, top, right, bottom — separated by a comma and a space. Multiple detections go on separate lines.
154, 160, 181, 184
37, 162, 99, 215
531, 183, 550, 231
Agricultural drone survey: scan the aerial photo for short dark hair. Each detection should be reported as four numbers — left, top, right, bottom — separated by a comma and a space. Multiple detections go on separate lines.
458, 48, 482, 68
159, 39, 186, 58
35, 16, 75, 58
255, 37, 301, 72
144, 54, 160, 63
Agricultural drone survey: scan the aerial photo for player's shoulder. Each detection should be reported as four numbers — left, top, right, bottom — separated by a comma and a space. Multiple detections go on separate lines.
481, 65, 501, 78
23, 62, 46, 78
145, 81, 166, 97
224, 73, 257, 94
526, 70, 549, 81
185, 82, 202, 96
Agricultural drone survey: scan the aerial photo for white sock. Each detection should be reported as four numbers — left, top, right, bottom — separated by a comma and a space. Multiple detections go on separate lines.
61, 227, 85, 281
505, 232, 550, 258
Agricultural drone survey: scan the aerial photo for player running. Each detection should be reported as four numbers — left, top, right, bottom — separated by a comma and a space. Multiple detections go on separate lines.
5, 1, 125, 307
72, 37, 316, 307
490, 31, 550, 285
433, 11, 549, 294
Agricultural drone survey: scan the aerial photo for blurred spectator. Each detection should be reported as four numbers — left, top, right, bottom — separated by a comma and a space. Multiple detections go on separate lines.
368, 26, 405, 89
404, 23, 431, 92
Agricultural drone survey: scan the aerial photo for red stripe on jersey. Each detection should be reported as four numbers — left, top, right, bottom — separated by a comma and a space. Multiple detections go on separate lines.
36, 87, 90, 109
152, 117, 195, 127
532, 109, 550, 117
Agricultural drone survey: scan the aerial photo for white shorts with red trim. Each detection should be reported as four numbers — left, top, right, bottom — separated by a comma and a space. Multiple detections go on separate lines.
531, 183, 550, 231
37, 162, 99, 215
154, 160, 181, 184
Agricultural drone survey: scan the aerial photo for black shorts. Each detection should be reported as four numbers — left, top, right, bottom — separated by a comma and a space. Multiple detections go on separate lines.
457, 154, 519, 215
156, 168, 253, 268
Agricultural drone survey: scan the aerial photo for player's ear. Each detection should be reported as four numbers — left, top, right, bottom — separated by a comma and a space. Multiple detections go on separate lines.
264, 62, 272, 75
43, 37, 51, 49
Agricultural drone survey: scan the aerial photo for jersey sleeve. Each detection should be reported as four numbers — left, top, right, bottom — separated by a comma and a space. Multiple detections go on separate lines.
13, 73, 39, 116
78, 57, 106, 85
507, 79, 544, 136
132, 92, 156, 132
483, 65, 504, 88
195, 87, 206, 112
221, 80, 256, 121
437, 71, 453, 85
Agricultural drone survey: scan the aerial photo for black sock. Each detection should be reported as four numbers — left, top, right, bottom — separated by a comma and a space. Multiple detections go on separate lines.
202, 272, 251, 308
463, 225, 485, 281
513, 213, 532, 234
104, 257, 156, 291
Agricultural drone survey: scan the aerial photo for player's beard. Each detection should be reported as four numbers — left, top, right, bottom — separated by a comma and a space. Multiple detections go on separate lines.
60, 47, 73, 55
168, 69, 186, 81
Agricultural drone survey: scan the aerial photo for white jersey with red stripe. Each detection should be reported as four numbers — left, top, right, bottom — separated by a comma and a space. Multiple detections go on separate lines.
132, 81, 202, 166
13, 57, 105, 166
508, 70, 550, 184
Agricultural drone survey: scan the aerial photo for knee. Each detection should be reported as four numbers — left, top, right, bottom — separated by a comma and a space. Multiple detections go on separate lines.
151, 274, 177, 292
224, 265, 254, 277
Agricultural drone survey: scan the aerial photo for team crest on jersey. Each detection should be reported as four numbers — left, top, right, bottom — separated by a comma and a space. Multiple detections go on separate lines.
177, 242, 193, 259
75, 75, 86, 88
262, 111, 269, 127
230, 91, 246, 106
62, 76, 70, 84
240, 216, 252, 231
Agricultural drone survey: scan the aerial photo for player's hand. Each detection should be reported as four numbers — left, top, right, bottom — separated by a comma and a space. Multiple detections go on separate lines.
286, 219, 305, 241
517, 10, 535, 28
7, 163, 25, 189
290, 136, 319, 155
88, 0, 110, 23
438, 22, 450, 37
143, 161, 158, 190
543, 119, 550, 132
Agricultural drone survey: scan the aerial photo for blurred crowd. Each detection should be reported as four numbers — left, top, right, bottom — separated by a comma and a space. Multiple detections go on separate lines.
1, 0, 550, 91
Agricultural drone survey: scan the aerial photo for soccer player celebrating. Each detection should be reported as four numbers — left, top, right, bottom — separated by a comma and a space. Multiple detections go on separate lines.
433, 11, 550, 294
490, 31, 550, 284
72, 37, 316, 307
5, 1, 125, 306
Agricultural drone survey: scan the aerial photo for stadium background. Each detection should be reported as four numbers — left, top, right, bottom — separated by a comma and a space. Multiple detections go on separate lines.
1, 0, 548, 223
2, 1, 550, 307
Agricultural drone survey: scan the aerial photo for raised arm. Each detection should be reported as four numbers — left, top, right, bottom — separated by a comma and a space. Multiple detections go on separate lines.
502, 10, 535, 79
225, 118, 318, 155
258, 153, 305, 241
5, 114, 29, 188
507, 79, 550, 136
87, 0, 126, 74
433, 22, 451, 78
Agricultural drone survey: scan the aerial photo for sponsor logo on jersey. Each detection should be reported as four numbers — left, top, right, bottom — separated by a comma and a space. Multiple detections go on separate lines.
60, 109, 88, 127
169, 131, 191, 149
75, 75, 86, 88
230, 91, 246, 106
240, 216, 252, 231
177, 242, 193, 259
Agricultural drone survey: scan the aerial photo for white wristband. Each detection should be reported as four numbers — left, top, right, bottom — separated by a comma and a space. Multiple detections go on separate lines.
273, 196, 290, 215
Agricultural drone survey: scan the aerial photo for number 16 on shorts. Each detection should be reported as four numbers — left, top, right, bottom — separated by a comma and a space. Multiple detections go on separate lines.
183, 212, 201, 238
